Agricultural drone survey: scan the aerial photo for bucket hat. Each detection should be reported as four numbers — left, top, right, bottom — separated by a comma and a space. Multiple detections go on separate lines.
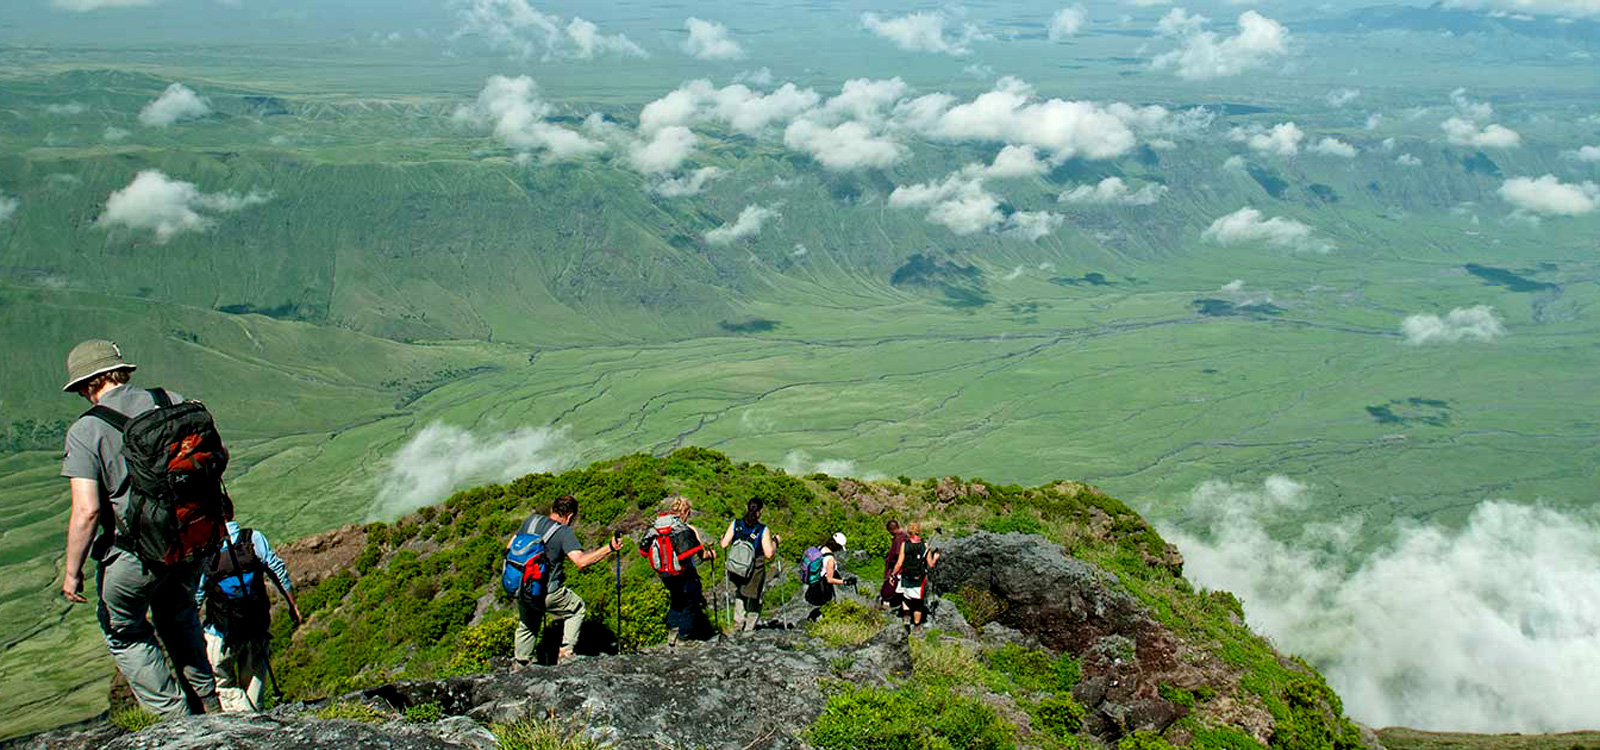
832, 532, 847, 549
63, 339, 136, 392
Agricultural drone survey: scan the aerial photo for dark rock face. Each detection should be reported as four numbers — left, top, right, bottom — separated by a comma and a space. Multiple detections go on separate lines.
19, 629, 911, 750
933, 532, 1187, 741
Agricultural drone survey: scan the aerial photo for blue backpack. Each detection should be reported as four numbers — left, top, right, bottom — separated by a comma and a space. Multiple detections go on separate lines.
502, 522, 561, 601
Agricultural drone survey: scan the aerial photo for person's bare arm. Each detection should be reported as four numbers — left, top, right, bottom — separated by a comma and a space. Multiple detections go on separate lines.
824, 556, 847, 585
568, 536, 622, 569
892, 545, 907, 577
61, 478, 100, 604
720, 520, 735, 549
761, 527, 777, 559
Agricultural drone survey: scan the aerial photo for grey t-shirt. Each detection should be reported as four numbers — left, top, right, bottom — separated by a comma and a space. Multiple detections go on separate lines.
61, 385, 186, 526
519, 515, 582, 591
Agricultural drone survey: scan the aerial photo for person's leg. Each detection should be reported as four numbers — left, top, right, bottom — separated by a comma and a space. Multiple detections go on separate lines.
664, 576, 693, 642
149, 561, 219, 713
97, 551, 188, 718
732, 597, 747, 630
513, 596, 542, 664
204, 631, 247, 712
543, 587, 586, 658
241, 642, 268, 711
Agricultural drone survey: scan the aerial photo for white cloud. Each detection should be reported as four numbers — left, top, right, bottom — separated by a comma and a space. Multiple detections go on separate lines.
1499, 175, 1599, 216
1059, 176, 1168, 205
51, 0, 154, 10
1309, 136, 1357, 157
1166, 478, 1600, 731
1325, 88, 1360, 107
890, 173, 1001, 235
783, 120, 906, 171
45, 102, 88, 115
454, 76, 606, 160
706, 204, 778, 245
1450, 87, 1495, 121
1396, 153, 1422, 166
1223, 154, 1247, 171
627, 125, 698, 173
1401, 305, 1506, 345
1000, 211, 1064, 241
652, 166, 723, 197
138, 83, 210, 127
103, 126, 130, 142
861, 11, 987, 56
1442, 0, 1600, 20
781, 450, 859, 478
453, 0, 645, 60
1221, 279, 1245, 292
0, 192, 17, 223
1048, 5, 1088, 40
1203, 207, 1327, 252
1442, 117, 1521, 148
982, 145, 1050, 178
375, 422, 574, 519
1365, 113, 1383, 130
898, 77, 1138, 161
96, 170, 271, 243
735, 67, 774, 87
683, 17, 744, 60
1564, 145, 1600, 162
1230, 121, 1304, 156
1151, 10, 1289, 80
640, 80, 821, 136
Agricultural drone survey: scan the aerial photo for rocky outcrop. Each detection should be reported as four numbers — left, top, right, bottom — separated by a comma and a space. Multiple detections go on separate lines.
18, 627, 912, 750
933, 532, 1192, 741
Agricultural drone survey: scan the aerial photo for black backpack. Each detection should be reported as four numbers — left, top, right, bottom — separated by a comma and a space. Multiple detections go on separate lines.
901, 540, 929, 583
203, 529, 272, 644
85, 389, 231, 566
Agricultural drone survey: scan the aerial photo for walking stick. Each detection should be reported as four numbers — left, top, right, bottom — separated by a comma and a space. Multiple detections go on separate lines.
614, 545, 624, 653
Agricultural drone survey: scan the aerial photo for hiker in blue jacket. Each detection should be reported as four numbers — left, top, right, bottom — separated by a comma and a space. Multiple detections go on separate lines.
195, 512, 303, 712
719, 498, 779, 633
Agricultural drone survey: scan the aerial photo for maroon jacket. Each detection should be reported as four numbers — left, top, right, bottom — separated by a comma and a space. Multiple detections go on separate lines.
880, 531, 909, 600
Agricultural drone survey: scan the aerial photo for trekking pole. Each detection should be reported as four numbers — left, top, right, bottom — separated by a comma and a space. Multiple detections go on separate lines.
614, 544, 624, 653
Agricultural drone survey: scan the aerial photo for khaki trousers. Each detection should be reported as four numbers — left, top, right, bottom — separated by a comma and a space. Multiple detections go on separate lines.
514, 586, 586, 661
96, 549, 218, 717
204, 631, 269, 712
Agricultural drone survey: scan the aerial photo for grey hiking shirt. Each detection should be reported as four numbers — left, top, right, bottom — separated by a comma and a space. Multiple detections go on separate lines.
519, 515, 582, 591
60, 384, 185, 558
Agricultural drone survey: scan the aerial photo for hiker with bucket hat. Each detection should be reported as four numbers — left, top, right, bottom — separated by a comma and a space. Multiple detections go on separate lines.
58, 340, 225, 717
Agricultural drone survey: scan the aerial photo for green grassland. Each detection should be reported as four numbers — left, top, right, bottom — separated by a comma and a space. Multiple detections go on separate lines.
2, 12, 1599, 739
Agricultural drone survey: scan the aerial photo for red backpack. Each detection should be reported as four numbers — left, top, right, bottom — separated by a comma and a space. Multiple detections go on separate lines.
640, 513, 703, 576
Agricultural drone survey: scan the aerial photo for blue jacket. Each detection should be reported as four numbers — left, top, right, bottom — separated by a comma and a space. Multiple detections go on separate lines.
195, 522, 293, 638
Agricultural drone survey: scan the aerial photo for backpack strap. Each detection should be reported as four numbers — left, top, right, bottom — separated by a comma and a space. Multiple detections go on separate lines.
149, 388, 173, 409
539, 521, 561, 544
82, 405, 129, 433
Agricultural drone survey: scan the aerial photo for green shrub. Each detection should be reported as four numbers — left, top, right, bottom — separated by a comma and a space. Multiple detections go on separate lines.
492, 713, 610, 750
108, 706, 161, 733
987, 645, 1080, 694
808, 600, 883, 648
354, 543, 382, 575
1159, 683, 1196, 708
810, 682, 1015, 750
1034, 694, 1086, 738
1118, 730, 1178, 750
404, 702, 444, 723
946, 585, 1004, 628
1190, 724, 1266, 750
316, 701, 388, 723
980, 510, 1046, 536
444, 614, 518, 675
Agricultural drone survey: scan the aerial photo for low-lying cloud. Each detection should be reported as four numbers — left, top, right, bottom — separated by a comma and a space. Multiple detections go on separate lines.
706, 204, 778, 245
1059, 176, 1167, 206
1048, 5, 1088, 40
1151, 10, 1289, 80
1441, 0, 1600, 19
781, 450, 860, 479
1165, 477, 1600, 732
1442, 117, 1521, 148
1230, 121, 1303, 156
139, 83, 210, 127
683, 17, 744, 60
889, 150, 1064, 239
861, 11, 987, 56
97, 170, 271, 243
374, 422, 575, 519
51, 0, 154, 10
1401, 305, 1505, 345
0, 191, 18, 223
1565, 145, 1600, 163
1499, 174, 1599, 216
652, 166, 722, 197
453, 0, 646, 60
1309, 137, 1357, 158
454, 75, 607, 159
1202, 207, 1327, 252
